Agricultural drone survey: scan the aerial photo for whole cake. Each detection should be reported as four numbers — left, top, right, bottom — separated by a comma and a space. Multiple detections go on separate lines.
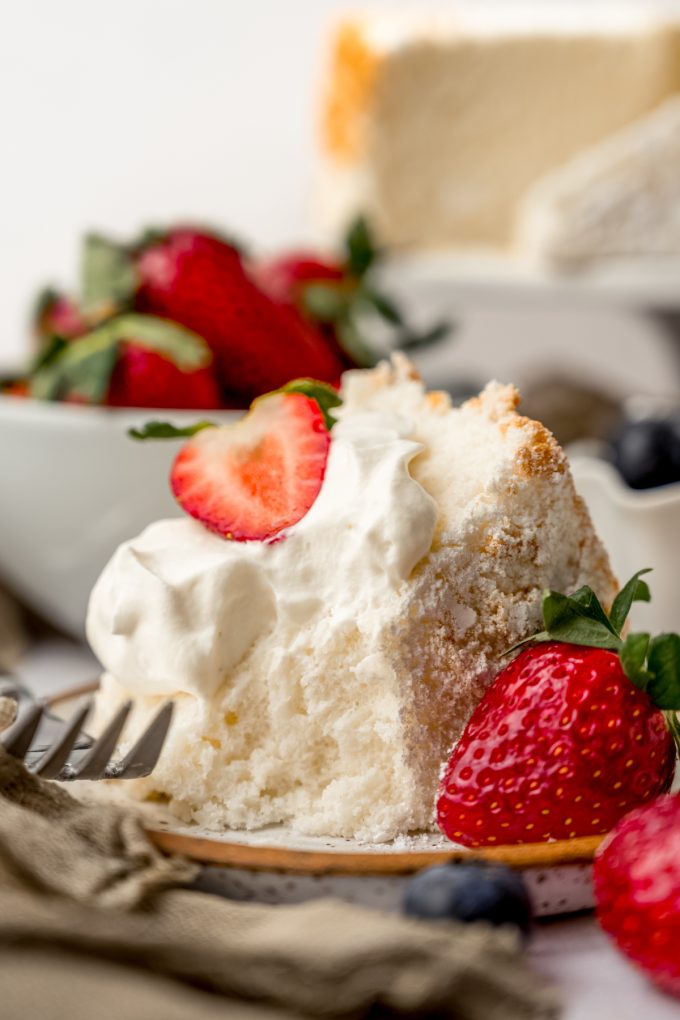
88, 357, 615, 841
516, 96, 680, 266
316, 6, 680, 251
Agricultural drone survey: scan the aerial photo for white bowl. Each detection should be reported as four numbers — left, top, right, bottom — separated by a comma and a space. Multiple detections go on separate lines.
0, 395, 239, 638
571, 455, 680, 634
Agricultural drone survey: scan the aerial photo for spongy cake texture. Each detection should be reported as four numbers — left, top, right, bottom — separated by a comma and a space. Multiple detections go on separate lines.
91, 358, 616, 841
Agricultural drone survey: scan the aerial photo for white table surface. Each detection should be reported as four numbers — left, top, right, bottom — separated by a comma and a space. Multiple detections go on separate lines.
12, 637, 680, 1020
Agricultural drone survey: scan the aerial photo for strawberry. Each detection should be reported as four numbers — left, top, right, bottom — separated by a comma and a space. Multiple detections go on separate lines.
106, 343, 220, 409
33, 289, 87, 342
437, 571, 680, 848
254, 253, 345, 305
134, 230, 345, 401
170, 390, 330, 541
1, 380, 30, 398
594, 794, 680, 997
28, 313, 219, 410
255, 221, 451, 369
71, 220, 450, 403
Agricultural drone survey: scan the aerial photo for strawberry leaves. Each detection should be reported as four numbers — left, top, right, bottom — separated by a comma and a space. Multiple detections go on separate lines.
610, 570, 652, 634
508, 569, 680, 718
30, 314, 212, 403
536, 590, 621, 651
279, 379, 341, 430
624, 631, 680, 750
344, 215, 377, 278
31, 337, 119, 402
627, 634, 680, 711
299, 216, 452, 368
129, 377, 342, 440
82, 234, 137, 315
620, 632, 652, 686
129, 420, 216, 440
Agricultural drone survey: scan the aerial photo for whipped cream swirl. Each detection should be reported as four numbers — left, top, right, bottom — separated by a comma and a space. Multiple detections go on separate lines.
87, 411, 437, 699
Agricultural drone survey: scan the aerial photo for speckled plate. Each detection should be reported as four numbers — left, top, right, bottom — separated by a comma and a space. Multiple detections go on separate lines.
50, 684, 601, 917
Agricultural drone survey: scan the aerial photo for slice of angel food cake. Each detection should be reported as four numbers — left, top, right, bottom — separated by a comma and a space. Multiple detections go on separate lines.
87, 356, 616, 842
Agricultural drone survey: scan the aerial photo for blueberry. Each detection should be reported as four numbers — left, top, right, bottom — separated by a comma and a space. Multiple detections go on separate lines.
402, 862, 532, 937
612, 418, 680, 490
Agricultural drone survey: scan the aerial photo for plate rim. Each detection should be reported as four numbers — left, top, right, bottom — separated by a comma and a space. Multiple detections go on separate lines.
49, 683, 603, 873
146, 829, 602, 874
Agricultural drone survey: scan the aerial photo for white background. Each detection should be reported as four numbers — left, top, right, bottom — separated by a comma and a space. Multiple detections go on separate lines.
3, 0, 680, 398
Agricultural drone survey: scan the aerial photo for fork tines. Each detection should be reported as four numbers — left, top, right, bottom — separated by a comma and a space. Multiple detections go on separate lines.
1, 698, 174, 781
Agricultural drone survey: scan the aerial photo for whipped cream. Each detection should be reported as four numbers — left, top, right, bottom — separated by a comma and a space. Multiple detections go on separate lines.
87, 411, 438, 700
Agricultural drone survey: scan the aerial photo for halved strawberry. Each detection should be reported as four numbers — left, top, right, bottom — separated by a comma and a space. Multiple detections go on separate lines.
170, 391, 330, 541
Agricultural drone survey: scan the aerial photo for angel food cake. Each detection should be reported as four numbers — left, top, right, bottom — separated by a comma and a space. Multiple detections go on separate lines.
317, 6, 680, 251
88, 357, 616, 842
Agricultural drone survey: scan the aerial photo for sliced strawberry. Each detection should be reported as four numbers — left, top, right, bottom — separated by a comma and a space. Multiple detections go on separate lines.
170, 391, 329, 541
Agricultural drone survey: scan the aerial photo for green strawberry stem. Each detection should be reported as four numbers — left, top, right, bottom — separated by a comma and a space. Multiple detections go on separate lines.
128, 378, 342, 440
508, 569, 680, 754
78, 218, 453, 372
665, 710, 680, 755
301, 216, 452, 367
276, 379, 342, 430
29, 314, 212, 403
128, 420, 216, 440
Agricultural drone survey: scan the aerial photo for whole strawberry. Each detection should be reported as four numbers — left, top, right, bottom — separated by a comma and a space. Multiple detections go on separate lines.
107, 342, 220, 410
437, 571, 680, 847
254, 253, 345, 306
28, 313, 220, 410
595, 794, 680, 997
134, 229, 345, 400
71, 220, 449, 405
33, 289, 87, 342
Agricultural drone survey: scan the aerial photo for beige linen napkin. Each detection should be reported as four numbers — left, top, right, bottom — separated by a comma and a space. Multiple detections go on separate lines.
0, 746, 558, 1020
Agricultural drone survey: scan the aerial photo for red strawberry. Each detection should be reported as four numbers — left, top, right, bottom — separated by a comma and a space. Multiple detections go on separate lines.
594, 794, 680, 997
2, 381, 30, 398
135, 230, 345, 401
437, 642, 675, 847
171, 390, 329, 541
106, 342, 221, 410
34, 290, 87, 341
28, 312, 220, 409
436, 572, 680, 848
254, 253, 345, 305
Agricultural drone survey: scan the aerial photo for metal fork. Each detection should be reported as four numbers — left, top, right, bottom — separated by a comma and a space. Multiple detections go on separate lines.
0, 683, 174, 781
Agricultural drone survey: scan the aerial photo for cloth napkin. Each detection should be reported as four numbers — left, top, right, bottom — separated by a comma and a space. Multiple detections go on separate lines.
0, 744, 558, 1020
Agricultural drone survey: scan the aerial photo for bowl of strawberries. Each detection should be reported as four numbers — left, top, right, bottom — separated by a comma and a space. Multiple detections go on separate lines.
0, 219, 448, 637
